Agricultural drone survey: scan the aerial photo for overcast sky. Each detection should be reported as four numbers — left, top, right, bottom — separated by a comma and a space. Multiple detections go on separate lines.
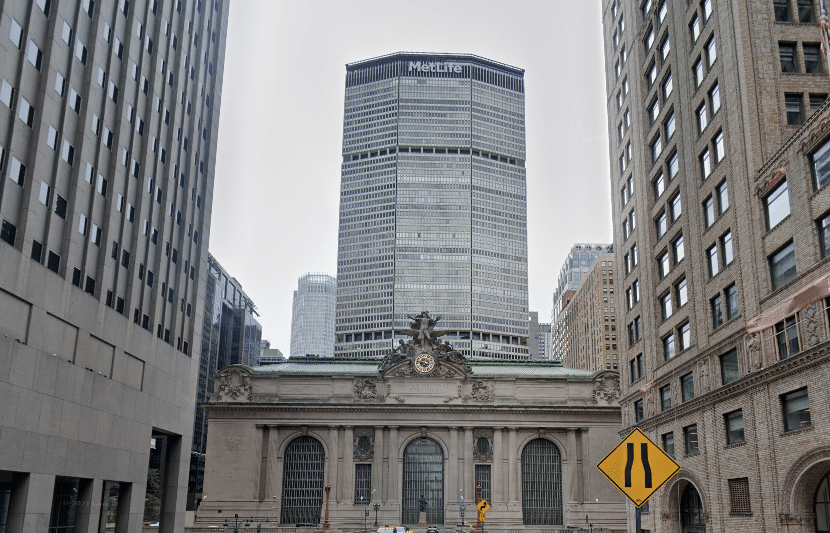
210, 0, 613, 353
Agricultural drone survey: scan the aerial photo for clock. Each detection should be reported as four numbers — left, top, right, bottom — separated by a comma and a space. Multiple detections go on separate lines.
414, 352, 436, 373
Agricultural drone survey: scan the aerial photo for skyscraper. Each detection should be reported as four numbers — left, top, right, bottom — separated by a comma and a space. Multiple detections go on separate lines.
0, 0, 228, 530
334, 53, 529, 359
290, 272, 336, 358
551, 243, 613, 323
604, 0, 830, 531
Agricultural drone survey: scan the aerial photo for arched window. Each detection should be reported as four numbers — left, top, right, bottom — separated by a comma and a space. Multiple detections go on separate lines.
402, 438, 444, 525
280, 436, 325, 525
816, 471, 830, 533
521, 439, 562, 525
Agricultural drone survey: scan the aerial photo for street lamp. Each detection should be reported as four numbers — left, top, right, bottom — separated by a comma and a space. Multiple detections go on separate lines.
372, 503, 380, 527
459, 489, 467, 529
223, 514, 249, 533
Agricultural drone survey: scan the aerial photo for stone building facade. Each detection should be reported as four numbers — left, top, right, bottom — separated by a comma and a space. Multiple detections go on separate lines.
551, 253, 617, 372
198, 314, 625, 530
603, 0, 830, 531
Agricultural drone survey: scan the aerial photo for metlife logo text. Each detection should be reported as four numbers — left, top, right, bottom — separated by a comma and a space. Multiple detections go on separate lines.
408, 61, 463, 73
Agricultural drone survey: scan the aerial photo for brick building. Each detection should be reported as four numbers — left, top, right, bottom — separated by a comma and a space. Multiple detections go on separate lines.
602, 0, 830, 531
550, 253, 617, 371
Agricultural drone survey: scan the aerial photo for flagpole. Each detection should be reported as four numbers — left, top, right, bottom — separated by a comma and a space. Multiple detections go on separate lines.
821, 2, 830, 75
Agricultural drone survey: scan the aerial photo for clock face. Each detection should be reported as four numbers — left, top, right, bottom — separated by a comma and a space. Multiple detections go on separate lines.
414, 352, 436, 373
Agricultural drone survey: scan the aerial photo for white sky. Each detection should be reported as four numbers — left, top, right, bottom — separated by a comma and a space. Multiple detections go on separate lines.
210, 0, 613, 353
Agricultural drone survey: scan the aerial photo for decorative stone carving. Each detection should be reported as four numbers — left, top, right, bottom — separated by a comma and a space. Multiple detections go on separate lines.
697, 357, 710, 392
471, 380, 495, 402
801, 303, 823, 348
378, 312, 472, 379
353, 378, 377, 399
746, 333, 762, 370
473, 429, 494, 462
353, 428, 375, 461
216, 366, 252, 402
593, 371, 620, 405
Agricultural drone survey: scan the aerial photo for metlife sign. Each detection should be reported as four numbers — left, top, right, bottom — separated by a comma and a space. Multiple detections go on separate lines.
408, 60, 463, 74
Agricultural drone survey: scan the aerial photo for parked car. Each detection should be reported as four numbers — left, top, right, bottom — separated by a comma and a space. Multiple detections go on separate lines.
377, 526, 413, 533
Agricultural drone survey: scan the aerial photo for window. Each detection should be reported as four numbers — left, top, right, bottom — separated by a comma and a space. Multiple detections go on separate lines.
728, 478, 752, 515
774, 0, 791, 21
684, 425, 699, 455
354, 464, 371, 504
61, 140, 75, 166
677, 277, 688, 306
805, 44, 822, 73
705, 36, 717, 67
697, 103, 709, 133
714, 130, 725, 163
663, 432, 675, 458
765, 179, 790, 229
47, 126, 58, 150
813, 137, 830, 190
654, 173, 666, 199
1, 220, 17, 246
660, 36, 671, 61
39, 181, 50, 206
703, 196, 715, 227
47, 251, 60, 273
68, 88, 81, 113
716, 181, 729, 213
702, 0, 712, 19
652, 135, 663, 162
660, 292, 673, 320
693, 58, 705, 88
786, 94, 804, 126
690, 14, 700, 42
656, 211, 667, 238
810, 94, 827, 114
9, 19, 22, 48
108, 81, 118, 103
18, 98, 34, 127
668, 151, 679, 179
701, 147, 712, 179
722, 231, 734, 266
55, 195, 67, 219
673, 234, 685, 262
658, 251, 670, 278
799, 0, 816, 22
710, 82, 721, 113
712, 293, 724, 328
660, 385, 671, 411
679, 321, 691, 350
720, 349, 739, 384
9, 157, 25, 186
658, 0, 667, 25
75, 39, 87, 64
818, 213, 830, 258
681, 373, 695, 402
635, 399, 644, 422
782, 387, 811, 431
632, 243, 638, 266
27, 40, 43, 70
770, 240, 797, 290
663, 72, 673, 99
630, 354, 643, 383
647, 62, 657, 87
670, 193, 682, 221
663, 333, 676, 360
649, 98, 661, 124
780, 42, 798, 72
707, 244, 720, 277
775, 316, 800, 359
665, 111, 676, 139
644, 26, 654, 51
725, 410, 745, 444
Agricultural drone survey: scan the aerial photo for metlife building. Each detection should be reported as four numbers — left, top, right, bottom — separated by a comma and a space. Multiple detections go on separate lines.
335, 53, 529, 359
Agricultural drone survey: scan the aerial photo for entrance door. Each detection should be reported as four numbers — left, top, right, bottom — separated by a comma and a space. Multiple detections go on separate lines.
816, 471, 830, 533
402, 438, 444, 525
680, 484, 705, 533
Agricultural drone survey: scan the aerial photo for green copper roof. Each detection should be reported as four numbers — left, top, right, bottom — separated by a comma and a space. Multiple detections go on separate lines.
249, 358, 595, 379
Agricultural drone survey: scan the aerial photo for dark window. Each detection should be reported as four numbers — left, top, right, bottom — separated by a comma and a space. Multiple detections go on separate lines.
818, 213, 830, 257
116, 297, 125, 314
781, 387, 811, 431
798, 0, 815, 22
72, 268, 81, 287
811, 137, 830, 190
720, 349, 739, 384
121, 250, 130, 268
770, 241, 797, 290
785, 94, 804, 125
775, 316, 800, 359
106, 290, 113, 307
31, 240, 43, 261
354, 464, 371, 504
712, 294, 723, 328
1, 220, 17, 246
634, 399, 644, 422
684, 424, 699, 455
85, 275, 95, 295
660, 384, 671, 411
475, 464, 492, 504
47, 251, 60, 273
804, 45, 822, 73
662, 432, 675, 458
780, 43, 798, 72
681, 373, 695, 402
55, 195, 67, 218
728, 478, 751, 514
763, 179, 790, 230
725, 410, 745, 444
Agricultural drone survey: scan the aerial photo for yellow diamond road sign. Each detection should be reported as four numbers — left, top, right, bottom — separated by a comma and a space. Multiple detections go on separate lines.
476, 500, 490, 514
596, 427, 680, 508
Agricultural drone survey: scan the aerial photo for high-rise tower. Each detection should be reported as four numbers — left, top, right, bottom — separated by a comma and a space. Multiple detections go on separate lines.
0, 0, 228, 530
334, 53, 529, 359
290, 272, 336, 358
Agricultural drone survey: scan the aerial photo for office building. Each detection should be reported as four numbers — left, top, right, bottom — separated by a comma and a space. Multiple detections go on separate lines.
0, 0, 229, 531
188, 253, 261, 504
258, 339, 285, 365
551, 244, 613, 323
334, 53, 529, 360
198, 316, 625, 530
603, 0, 830, 531
290, 272, 336, 358
551, 253, 616, 371
527, 311, 550, 360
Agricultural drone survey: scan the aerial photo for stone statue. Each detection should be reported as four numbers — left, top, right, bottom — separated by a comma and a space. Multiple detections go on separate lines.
419, 495, 428, 512
402, 311, 448, 351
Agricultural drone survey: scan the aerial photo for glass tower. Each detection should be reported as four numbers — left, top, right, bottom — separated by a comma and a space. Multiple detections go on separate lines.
335, 53, 529, 359
290, 272, 337, 358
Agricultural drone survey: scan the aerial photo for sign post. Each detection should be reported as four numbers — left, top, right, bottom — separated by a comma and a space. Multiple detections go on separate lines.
596, 427, 680, 532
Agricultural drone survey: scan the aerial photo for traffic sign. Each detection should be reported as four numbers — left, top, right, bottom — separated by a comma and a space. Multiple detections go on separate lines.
479, 513, 486, 522
476, 500, 490, 513
596, 427, 680, 508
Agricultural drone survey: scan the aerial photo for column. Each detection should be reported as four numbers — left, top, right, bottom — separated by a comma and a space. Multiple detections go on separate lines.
257, 425, 270, 502
373, 426, 384, 503
566, 428, 578, 504
508, 427, 518, 504
388, 426, 399, 503
267, 426, 281, 519
382, 427, 390, 503
463, 427, 474, 499
448, 427, 459, 502
344, 426, 354, 503
329, 426, 340, 502
578, 429, 589, 503
492, 427, 503, 504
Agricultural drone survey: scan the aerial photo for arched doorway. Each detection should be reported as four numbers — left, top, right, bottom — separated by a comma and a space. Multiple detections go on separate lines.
816, 471, 830, 532
680, 483, 705, 533
521, 438, 563, 525
280, 436, 325, 525
402, 437, 444, 525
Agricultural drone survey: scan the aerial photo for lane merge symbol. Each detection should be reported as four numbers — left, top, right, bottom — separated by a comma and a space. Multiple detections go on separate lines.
624, 443, 652, 488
